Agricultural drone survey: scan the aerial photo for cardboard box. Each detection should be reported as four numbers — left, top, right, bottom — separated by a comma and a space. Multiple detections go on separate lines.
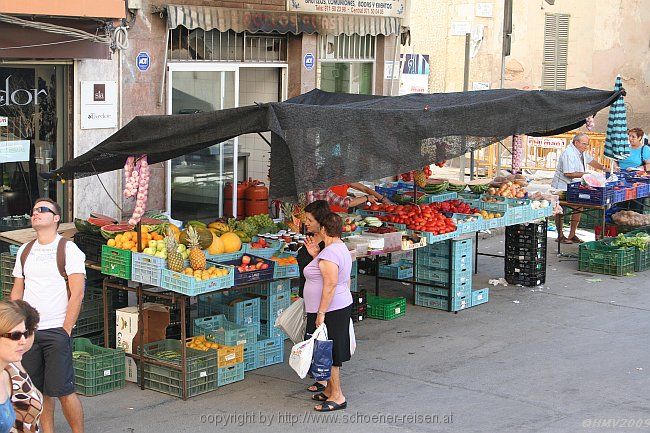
116, 303, 170, 354
125, 357, 138, 383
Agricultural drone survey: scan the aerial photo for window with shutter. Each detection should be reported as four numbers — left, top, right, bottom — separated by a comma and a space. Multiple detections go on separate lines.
542, 13, 569, 90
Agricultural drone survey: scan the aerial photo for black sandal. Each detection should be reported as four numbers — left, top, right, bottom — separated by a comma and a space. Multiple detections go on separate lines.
312, 392, 329, 402
315, 400, 347, 412
307, 382, 326, 392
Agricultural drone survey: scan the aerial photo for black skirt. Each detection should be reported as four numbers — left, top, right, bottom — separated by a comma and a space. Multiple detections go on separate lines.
305, 304, 352, 367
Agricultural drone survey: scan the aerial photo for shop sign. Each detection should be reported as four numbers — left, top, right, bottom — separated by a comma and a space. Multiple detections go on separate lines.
0, 140, 30, 163
81, 81, 118, 130
0, 116, 7, 127
287, 0, 405, 18
399, 54, 429, 95
476, 3, 493, 17
0, 75, 47, 106
527, 136, 566, 149
136, 52, 151, 72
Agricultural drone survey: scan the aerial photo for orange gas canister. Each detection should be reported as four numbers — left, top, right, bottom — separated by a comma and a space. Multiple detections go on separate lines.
244, 179, 269, 216
223, 182, 247, 218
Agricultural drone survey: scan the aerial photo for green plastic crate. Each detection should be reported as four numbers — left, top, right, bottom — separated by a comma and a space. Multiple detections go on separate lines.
142, 339, 218, 398
193, 314, 258, 346
578, 241, 636, 276
72, 287, 105, 337
0, 253, 16, 299
101, 245, 132, 279
621, 230, 650, 272
367, 295, 406, 320
73, 338, 125, 396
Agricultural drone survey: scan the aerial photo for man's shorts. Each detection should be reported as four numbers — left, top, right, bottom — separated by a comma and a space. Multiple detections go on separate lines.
22, 327, 75, 397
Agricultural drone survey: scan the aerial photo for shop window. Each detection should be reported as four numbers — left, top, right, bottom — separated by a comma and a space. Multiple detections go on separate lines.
0, 65, 68, 231
317, 34, 375, 95
168, 27, 287, 63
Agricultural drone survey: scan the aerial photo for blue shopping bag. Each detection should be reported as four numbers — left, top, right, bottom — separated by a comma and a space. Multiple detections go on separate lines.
308, 324, 333, 381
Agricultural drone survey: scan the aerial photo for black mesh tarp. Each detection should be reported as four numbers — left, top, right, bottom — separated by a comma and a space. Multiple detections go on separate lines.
54, 87, 621, 201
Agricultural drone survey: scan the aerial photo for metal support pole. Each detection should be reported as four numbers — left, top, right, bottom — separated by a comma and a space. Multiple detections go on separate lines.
463, 33, 474, 180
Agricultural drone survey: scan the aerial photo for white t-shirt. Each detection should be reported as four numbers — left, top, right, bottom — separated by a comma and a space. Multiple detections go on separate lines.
551, 143, 594, 191
13, 235, 86, 330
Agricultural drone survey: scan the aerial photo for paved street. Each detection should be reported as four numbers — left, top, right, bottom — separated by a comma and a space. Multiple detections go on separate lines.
62, 232, 650, 433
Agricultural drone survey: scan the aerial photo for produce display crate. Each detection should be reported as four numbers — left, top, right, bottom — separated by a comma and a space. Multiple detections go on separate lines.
352, 288, 367, 307
72, 338, 125, 396
193, 314, 259, 346
505, 259, 546, 276
566, 182, 620, 205
159, 264, 234, 296
0, 253, 16, 299
351, 259, 358, 276
186, 337, 244, 368
636, 183, 650, 198
256, 335, 284, 368
375, 181, 413, 200
351, 303, 366, 322
244, 237, 282, 259
419, 237, 473, 260
471, 288, 489, 307
73, 232, 105, 264
217, 362, 245, 387
505, 270, 546, 287
72, 287, 105, 337
452, 213, 482, 234
247, 280, 291, 297
222, 255, 275, 285
506, 245, 547, 262
416, 264, 472, 288
243, 342, 258, 371
408, 229, 459, 245
625, 186, 638, 201
578, 241, 636, 276
613, 231, 650, 272
204, 250, 244, 263
271, 253, 300, 279
130, 253, 165, 286
415, 281, 472, 300
367, 295, 406, 320
476, 199, 509, 215
101, 245, 132, 279
414, 291, 470, 312
423, 192, 458, 203
378, 260, 413, 280
260, 319, 287, 339
220, 295, 261, 326
350, 276, 358, 292
363, 230, 404, 251
249, 291, 291, 321
142, 339, 218, 398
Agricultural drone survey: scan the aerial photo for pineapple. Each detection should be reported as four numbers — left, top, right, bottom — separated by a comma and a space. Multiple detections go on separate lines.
187, 226, 207, 271
165, 229, 184, 273
413, 170, 427, 188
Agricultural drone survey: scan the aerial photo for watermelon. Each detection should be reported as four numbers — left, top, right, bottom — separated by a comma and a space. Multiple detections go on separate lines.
140, 217, 167, 234
100, 224, 133, 240
446, 180, 467, 192
424, 179, 449, 194
74, 218, 97, 234
467, 179, 491, 194
89, 213, 118, 224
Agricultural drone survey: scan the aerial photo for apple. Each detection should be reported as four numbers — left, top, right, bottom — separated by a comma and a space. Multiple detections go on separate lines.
148, 240, 157, 249
242, 255, 251, 265
261, 263, 269, 270
155, 251, 166, 259
350, 224, 356, 231
177, 244, 187, 253
156, 242, 165, 252
143, 247, 154, 255
255, 262, 263, 270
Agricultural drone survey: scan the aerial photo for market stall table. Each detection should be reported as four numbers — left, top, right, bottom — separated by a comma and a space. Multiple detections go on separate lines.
0, 222, 76, 246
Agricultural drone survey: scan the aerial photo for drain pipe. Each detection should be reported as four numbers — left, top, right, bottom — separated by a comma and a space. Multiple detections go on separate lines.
158, 29, 170, 107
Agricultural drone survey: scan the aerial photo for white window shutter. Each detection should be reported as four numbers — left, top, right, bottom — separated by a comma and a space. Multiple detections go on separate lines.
542, 13, 570, 90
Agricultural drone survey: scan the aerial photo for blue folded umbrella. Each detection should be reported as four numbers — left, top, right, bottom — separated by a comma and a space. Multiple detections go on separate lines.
604, 76, 630, 161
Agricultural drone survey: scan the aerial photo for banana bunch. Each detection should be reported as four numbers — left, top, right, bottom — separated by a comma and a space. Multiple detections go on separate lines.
207, 221, 231, 236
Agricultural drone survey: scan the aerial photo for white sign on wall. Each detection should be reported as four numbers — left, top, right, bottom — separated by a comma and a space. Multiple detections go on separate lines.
288, 0, 405, 18
0, 116, 7, 127
0, 140, 30, 163
476, 3, 493, 17
399, 54, 430, 95
451, 21, 471, 36
81, 81, 117, 130
472, 82, 490, 91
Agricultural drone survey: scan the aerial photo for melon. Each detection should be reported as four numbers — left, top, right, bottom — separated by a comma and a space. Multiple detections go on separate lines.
207, 233, 225, 255
446, 180, 467, 192
100, 224, 134, 240
220, 232, 242, 253
467, 179, 491, 194
74, 218, 96, 234
179, 227, 213, 249
140, 217, 166, 234
89, 213, 118, 224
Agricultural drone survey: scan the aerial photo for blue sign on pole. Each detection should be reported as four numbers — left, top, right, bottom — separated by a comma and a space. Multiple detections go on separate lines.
304, 53, 315, 71
136, 52, 151, 71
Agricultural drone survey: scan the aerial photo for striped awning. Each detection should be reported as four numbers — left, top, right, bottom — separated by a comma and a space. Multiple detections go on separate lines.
604, 76, 630, 161
166, 4, 401, 36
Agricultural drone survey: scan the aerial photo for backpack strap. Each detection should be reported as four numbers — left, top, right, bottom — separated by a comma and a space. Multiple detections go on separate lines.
20, 240, 36, 278
20, 238, 70, 299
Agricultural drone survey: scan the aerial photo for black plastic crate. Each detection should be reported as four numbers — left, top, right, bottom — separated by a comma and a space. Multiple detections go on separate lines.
505, 270, 546, 287
74, 233, 105, 264
506, 247, 547, 263
351, 304, 366, 322
352, 289, 367, 307
505, 259, 546, 274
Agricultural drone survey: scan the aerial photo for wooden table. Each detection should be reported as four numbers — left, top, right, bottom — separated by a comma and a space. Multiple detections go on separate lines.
0, 222, 77, 246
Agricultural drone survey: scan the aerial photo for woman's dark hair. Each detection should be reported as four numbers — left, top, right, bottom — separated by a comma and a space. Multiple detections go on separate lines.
628, 128, 644, 138
321, 212, 343, 238
13, 300, 39, 333
303, 200, 331, 226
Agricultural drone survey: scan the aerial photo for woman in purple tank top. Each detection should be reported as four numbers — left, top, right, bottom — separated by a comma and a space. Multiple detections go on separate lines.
303, 213, 353, 412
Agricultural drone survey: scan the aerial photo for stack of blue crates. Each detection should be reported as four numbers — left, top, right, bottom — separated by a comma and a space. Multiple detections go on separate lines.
350, 260, 359, 292
414, 238, 488, 311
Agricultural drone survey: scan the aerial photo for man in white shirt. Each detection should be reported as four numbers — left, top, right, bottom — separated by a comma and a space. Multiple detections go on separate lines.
551, 133, 607, 243
11, 198, 86, 433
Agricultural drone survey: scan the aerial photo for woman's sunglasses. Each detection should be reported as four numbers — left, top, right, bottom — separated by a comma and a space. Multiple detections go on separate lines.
1, 330, 33, 341
31, 206, 57, 216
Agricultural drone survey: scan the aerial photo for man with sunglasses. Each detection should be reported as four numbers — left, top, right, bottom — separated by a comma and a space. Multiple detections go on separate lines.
11, 198, 86, 433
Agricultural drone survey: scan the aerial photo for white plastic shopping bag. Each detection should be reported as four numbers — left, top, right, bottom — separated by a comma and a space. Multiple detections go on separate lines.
289, 323, 326, 379
275, 298, 307, 345
349, 319, 356, 356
